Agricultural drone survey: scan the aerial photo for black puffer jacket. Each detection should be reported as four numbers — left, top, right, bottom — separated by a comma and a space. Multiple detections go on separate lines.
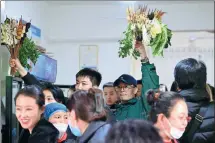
179, 89, 215, 143
18, 119, 59, 143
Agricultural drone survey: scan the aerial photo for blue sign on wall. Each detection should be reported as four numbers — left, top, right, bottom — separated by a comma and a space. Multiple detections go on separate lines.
22, 20, 41, 45
28, 54, 57, 83
30, 24, 41, 38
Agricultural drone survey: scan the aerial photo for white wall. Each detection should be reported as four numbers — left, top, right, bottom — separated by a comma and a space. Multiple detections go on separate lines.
46, 41, 131, 86
44, 1, 214, 88
46, 1, 214, 41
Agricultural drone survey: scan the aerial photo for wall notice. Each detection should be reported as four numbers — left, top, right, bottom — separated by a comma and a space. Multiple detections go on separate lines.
79, 45, 98, 71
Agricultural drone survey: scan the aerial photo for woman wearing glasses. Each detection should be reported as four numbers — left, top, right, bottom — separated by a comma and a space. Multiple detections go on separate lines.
147, 91, 190, 143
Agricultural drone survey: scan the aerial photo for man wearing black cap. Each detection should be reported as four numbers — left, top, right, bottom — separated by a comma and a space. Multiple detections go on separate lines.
113, 41, 159, 121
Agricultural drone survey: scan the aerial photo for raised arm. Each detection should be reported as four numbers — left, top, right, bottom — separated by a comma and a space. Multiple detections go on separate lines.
135, 41, 159, 113
10, 58, 42, 86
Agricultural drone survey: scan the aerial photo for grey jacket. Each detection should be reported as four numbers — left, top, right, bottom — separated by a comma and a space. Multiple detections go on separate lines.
78, 121, 111, 143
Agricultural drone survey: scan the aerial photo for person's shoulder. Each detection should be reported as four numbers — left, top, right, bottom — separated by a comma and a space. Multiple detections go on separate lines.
92, 122, 111, 141
33, 118, 59, 134
29, 119, 59, 143
96, 122, 111, 135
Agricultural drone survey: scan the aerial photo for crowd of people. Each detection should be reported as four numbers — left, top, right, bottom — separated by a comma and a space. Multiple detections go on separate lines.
10, 41, 215, 143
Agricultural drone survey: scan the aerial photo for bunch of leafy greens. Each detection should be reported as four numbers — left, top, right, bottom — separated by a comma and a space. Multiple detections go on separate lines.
19, 37, 40, 70
118, 24, 140, 60
118, 7, 172, 59
149, 25, 172, 56
118, 24, 172, 59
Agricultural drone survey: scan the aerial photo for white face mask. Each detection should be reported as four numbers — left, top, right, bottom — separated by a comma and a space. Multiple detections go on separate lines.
45, 102, 50, 106
163, 118, 185, 139
170, 125, 185, 139
53, 123, 68, 138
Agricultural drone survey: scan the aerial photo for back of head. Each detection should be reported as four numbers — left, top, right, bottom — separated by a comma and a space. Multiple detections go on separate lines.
67, 89, 106, 122
145, 89, 160, 106
105, 119, 163, 143
146, 91, 184, 123
174, 58, 207, 90
76, 68, 102, 87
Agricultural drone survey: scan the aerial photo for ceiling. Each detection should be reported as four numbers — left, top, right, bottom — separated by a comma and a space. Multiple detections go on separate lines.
46, 1, 210, 6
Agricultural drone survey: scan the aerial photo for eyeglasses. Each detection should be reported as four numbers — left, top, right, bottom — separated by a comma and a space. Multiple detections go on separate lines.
178, 116, 192, 123
115, 85, 134, 91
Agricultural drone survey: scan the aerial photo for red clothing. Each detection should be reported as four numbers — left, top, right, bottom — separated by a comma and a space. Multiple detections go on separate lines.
164, 139, 178, 143
58, 133, 67, 143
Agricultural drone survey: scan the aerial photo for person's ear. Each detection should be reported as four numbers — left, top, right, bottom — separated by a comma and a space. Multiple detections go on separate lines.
71, 110, 77, 120
157, 113, 169, 131
157, 113, 165, 123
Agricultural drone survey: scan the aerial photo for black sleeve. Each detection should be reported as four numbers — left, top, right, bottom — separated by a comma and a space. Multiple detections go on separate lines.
18, 129, 30, 143
28, 119, 58, 143
22, 72, 43, 87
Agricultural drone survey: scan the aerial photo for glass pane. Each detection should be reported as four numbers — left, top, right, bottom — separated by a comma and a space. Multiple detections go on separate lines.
1, 79, 6, 143
12, 81, 21, 143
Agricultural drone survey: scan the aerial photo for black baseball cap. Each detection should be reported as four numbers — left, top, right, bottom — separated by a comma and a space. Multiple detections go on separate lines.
114, 74, 137, 87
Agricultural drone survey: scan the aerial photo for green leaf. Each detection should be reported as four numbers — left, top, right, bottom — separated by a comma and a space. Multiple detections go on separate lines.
118, 23, 139, 59
150, 25, 171, 56
118, 21, 172, 58
19, 38, 40, 70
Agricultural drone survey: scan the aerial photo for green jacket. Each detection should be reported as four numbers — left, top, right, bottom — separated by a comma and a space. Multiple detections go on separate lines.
115, 62, 159, 121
